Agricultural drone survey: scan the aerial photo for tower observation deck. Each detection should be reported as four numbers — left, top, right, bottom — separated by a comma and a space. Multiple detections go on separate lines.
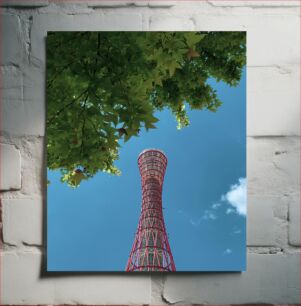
126, 149, 176, 272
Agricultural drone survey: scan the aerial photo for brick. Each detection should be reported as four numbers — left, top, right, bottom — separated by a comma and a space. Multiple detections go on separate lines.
1, 66, 22, 135
38, 3, 93, 14
207, 0, 300, 7
248, 137, 299, 197
289, 194, 300, 246
86, 0, 174, 7
247, 14, 299, 67
0, 65, 22, 101
2, 13, 24, 65
248, 66, 300, 136
247, 195, 288, 247
163, 253, 300, 304
0, 0, 49, 6
20, 137, 45, 196
151, 274, 164, 304
0, 143, 21, 191
87, 1, 147, 7
2, 198, 43, 246
2, 251, 151, 304
147, 1, 175, 7
192, 11, 299, 67
22, 66, 46, 136
247, 196, 277, 246
1, 65, 45, 136
149, 15, 195, 31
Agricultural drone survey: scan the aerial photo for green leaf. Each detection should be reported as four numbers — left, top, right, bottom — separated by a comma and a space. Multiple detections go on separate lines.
184, 32, 204, 48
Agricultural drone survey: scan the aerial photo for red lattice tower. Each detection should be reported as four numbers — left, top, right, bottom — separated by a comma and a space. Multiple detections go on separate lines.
126, 149, 176, 272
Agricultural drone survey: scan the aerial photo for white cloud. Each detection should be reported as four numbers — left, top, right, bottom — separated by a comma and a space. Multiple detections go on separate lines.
222, 177, 247, 216
189, 209, 217, 226
202, 210, 217, 220
189, 178, 246, 227
223, 248, 232, 255
190, 218, 201, 226
212, 203, 221, 210
226, 208, 235, 214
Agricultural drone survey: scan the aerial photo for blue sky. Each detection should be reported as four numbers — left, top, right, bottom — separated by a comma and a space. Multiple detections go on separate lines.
47, 67, 246, 272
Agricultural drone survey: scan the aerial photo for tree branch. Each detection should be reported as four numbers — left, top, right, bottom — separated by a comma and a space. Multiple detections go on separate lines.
47, 60, 76, 89
93, 32, 101, 76
80, 94, 89, 158
47, 89, 89, 125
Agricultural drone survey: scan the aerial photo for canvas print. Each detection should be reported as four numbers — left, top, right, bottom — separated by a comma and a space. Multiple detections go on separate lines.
47, 32, 246, 272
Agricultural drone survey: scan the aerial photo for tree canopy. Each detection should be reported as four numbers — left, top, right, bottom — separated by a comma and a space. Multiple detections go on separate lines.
47, 31, 246, 187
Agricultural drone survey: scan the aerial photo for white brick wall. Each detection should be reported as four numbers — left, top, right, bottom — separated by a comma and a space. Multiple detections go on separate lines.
0, 1, 299, 304
0, 143, 21, 190
2, 251, 151, 304
162, 253, 300, 304
2, 198, 43, 246
248, 66, 300, 136
289, 194, 300, 246
2, 13, 25, 65
0, 0, 49, 6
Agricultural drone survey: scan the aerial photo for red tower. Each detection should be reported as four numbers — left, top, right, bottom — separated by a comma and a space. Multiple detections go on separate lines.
126, 149, 176, 272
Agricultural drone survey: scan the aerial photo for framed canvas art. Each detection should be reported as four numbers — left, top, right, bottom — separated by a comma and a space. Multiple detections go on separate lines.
47, 31, 246, 272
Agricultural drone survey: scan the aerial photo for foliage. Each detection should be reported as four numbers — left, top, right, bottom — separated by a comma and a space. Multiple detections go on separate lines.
47, 31, 246, 187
